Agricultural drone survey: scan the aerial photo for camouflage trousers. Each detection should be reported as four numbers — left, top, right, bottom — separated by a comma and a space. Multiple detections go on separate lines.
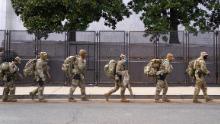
2, 81, 16, 101
105, 80, 126, 99
155, 80, 168, 100
69, 79, 86, 99
31, 81, 45, 100
193, 77, 209, 100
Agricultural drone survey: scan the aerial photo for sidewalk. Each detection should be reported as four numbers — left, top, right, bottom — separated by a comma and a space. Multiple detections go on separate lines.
1, 86, 220, 99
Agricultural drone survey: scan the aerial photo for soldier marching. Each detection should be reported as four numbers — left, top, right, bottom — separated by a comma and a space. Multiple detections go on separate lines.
0, 50, 214, 103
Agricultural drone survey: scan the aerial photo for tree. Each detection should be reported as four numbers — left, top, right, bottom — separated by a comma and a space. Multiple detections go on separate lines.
128, 0, 220, 43
11, 0, 130, 39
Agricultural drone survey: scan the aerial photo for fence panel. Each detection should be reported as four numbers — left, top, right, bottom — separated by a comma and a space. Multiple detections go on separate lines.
9, 30, 36, 84
3, 30, 220, 86
98, 31, 126, 84
218, 31, 220, 84
0, 30, 5, 47
128, 31, 155, 85
157, 31, 186, 84
68, 31, 97, 85
40, 33, 66, 84
188, 32, 216, 84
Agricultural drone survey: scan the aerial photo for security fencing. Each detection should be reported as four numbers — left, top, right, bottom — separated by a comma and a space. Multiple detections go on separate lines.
0, 30, 219, 86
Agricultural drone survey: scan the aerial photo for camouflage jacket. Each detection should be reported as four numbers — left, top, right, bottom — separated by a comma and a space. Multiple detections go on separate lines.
35, 59, 50, 82
156, 59, 173, 79
116, 59, 126, 76
1, 62, 20, 81
194, 57, 209, 79
72, 56, 86, 75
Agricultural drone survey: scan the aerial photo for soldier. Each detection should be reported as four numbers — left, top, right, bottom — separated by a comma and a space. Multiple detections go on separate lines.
193, 52, 213, 103
69, 49, 89, 102
29, 52, 51, 102
1, 56, 22, 102
104, 54, 129, 102
155, 53, 174, 103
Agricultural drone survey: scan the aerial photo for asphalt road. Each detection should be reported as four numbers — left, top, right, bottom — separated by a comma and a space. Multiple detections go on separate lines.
0, 100, 220, 124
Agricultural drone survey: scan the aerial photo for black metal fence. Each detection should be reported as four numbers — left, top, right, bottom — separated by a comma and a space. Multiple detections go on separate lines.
0, 30, 219, 86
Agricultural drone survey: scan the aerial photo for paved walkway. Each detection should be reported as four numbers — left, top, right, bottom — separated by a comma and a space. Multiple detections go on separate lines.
0, 86, 220, 96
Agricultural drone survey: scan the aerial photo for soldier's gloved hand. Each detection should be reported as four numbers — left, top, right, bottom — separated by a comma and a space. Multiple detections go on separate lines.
80, 74, 85, 80
115, 75, 119, 81
156, 71, 163, 76
207, 71, 210, 76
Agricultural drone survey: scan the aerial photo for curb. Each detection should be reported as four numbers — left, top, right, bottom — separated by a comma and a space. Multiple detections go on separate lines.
1, 95, 220, 99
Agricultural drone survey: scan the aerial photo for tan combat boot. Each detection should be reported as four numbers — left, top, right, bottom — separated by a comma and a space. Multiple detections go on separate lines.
155, 99, 160, 103
193, 99, 202, 103
104, 93, 110, 102
2, 97, 8, 102
7, 99, 17, 102
162, 98, 171, 103
205, 97, 213, 102
39, 99, 47, 102
29, 92, 35, 100
69, 98, 77, 102
81, 97, 89, 101
121, 98, 129, 102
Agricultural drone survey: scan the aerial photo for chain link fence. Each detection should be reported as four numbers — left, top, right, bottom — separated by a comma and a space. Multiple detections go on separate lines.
188, 32, 217, 84
128, 31, 155, 85
0, 30, 5, 47
0, 30, 219, 86
98, 31, 127, 84
9, 30, 36, 84
40, 33, 66, 84
67, 31, 97, 85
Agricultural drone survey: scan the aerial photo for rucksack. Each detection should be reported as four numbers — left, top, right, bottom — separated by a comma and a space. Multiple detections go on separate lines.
0, 62, 10, 80
186, 59, 196, 78
144, 59, 163, 77
23, 59, 37, 77
104, 59, 117, 79
62, 56, 77, 77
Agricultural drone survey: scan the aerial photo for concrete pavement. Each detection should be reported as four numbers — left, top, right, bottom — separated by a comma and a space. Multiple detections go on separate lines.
0, 86, 220, 99
1, 101, 220, 124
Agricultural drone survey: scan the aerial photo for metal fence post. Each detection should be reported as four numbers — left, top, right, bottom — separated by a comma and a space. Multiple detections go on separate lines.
97, 31, 101, 84
3, 30, 7, 51
94, 31, 99, 86
185, 31, 189, 84
215, 31, 219, 84
127, 31, 130, 71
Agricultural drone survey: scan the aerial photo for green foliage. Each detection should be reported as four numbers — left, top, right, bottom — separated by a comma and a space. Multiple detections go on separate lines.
128, 0, 220, 32
11, 0, 130, 39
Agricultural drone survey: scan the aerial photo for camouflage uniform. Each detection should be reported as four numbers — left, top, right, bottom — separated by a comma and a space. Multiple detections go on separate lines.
2, 57, 21, 102
193, 52, 212, 103
30, 52, 50, 102
155, 58, 173, 102
105, 54, 129, 102
69, 49, 88, 102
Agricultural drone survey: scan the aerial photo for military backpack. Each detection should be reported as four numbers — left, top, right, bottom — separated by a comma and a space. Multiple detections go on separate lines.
62, 56, 78, 77
23, 59, 37, 77
0, 62, 10, 80
186, 59, 196, 78
104, 59, 117, 79
144, 59, 163, 77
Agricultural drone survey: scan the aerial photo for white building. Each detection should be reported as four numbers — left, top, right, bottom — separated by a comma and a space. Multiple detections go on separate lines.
0, 0, 147, 31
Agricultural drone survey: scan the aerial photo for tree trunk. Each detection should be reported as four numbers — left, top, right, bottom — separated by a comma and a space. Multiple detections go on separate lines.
169, 9, 180, 44
169, 30, 179, 44
67, 31, 76, 42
